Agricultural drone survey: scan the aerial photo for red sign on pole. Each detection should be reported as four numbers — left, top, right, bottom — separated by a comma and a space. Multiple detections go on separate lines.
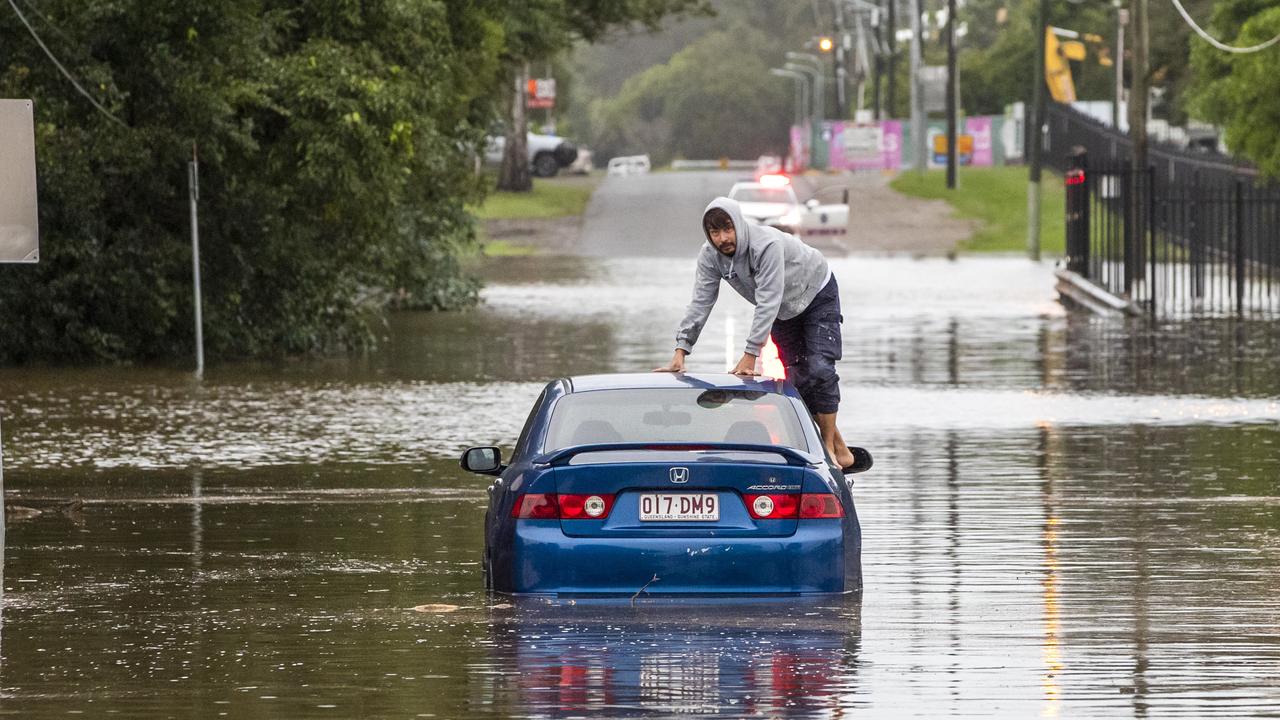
526, 78, 556, 109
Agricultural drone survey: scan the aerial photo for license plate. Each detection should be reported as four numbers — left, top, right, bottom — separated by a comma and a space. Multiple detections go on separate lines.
639, 494, 719, 522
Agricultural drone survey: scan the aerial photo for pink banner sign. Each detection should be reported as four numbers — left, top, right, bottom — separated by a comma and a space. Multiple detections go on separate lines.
823, 121, 903, 171
963, 116, 994, 167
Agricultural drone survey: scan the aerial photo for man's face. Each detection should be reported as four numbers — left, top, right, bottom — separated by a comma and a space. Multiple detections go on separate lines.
708, 224, 737, 256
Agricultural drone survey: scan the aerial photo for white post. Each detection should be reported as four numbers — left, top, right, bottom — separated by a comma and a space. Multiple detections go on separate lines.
1115, 6, 1128, 130
1, 414, 6, 634
189, 147, 205, 379
910, 0, 925, 172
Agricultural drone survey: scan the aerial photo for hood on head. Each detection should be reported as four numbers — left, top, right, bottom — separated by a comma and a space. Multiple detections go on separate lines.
702, 196, 749, 256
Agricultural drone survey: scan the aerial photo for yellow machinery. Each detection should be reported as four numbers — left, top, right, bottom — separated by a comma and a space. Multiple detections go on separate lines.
1045, 27, 1113, 103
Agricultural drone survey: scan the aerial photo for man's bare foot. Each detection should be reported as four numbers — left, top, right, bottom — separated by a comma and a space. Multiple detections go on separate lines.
832, 446, 856, 469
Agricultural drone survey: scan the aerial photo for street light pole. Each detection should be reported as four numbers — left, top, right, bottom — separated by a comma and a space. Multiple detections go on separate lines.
834, 1, 848, 117
887, 0, 897, 119
787, 53, 827, 168
770, 68, 809, 127
1027, 0, 1048, 261
786, 53, 825, 123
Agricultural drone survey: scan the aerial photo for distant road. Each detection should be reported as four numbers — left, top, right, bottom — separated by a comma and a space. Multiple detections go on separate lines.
577, 170, 748, 258
574, 168, 972, 258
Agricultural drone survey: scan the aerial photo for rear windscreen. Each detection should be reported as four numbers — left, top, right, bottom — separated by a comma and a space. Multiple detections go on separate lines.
544, 388, 807, 452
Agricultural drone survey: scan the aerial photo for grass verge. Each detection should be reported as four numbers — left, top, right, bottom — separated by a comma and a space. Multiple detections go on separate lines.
471, 175, 598, 221
890, 165, 1065, 255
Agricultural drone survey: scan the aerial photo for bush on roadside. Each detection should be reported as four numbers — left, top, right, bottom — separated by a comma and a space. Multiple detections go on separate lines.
0, 2, 501, 362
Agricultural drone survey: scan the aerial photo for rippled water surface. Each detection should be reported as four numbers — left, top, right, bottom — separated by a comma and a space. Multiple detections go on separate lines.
2, 252, 1280, 718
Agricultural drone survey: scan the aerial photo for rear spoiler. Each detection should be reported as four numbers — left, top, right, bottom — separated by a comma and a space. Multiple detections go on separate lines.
536, 442, 820, 467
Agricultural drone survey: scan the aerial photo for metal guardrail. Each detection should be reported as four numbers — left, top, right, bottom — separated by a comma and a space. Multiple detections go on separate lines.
670, 159, 758, 170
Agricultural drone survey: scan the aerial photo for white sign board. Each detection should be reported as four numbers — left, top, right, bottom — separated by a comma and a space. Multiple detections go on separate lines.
919, 66, 948, 114
0, 99, 38, 263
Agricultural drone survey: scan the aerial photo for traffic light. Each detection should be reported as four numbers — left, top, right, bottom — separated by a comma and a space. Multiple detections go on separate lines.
818, 36, 834, 52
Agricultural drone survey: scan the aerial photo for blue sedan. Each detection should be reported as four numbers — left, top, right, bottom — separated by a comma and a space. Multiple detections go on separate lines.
461, 373, 870, 595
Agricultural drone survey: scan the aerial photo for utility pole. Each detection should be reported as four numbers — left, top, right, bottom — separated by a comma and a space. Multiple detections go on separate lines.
887, 0, 897, 119
1128, 0, 1149, 290
910, 0, 925, 172
1026, 0, 1048, 261
945, 0, 957, 189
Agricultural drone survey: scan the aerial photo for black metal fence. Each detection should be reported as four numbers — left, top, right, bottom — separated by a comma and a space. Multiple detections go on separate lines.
1044, 102, 1259, 189
1065, 151, 1280, 318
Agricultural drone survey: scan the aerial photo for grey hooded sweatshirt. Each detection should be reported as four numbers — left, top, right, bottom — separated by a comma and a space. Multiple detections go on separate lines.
676, 197, 830, 357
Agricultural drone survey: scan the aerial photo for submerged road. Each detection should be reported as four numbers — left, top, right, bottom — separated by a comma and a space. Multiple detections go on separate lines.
2, 171, 1280, 716
577, 169, 741, 257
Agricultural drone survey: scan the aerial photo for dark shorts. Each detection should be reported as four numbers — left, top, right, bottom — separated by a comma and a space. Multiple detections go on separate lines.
770, 275, 842, 415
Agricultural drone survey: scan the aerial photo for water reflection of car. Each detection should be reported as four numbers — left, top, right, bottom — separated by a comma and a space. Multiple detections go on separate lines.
460, 373, 870, 595
728, 180, 803, 233
480, 597, 862, 717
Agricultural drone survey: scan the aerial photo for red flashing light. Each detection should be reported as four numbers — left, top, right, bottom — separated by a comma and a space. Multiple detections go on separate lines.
1065, 169, 1086, 186
759, 173, 791, 188
798, 493, 844, 519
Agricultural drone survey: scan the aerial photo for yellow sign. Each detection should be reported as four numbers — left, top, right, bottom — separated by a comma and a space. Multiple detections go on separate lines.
932, 133, 974, 164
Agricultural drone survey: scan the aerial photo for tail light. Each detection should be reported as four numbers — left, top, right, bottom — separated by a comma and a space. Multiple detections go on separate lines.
559, 493, 615, 519
512, 493, 615, 519
746, 493, 844, 519
798, 493, 844, 519
512, 493, 559, 519
745, 494, 800, 519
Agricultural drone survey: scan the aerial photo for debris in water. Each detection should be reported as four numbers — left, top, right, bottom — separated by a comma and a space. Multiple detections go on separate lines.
412, 604, 460, 613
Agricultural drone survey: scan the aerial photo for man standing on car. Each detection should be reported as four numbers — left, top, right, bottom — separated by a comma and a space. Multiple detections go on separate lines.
655, 196, 855, 470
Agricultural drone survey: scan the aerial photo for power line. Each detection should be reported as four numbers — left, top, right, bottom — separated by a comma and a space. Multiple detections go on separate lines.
1168, 0, 1280, 54
5, 0, 127, 127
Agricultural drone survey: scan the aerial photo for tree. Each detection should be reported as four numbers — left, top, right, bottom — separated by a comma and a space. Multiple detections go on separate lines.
1188, 1, 1280, 176
493, 0, 710, 191
0, 1, 504, 362
588, 26, 792, 164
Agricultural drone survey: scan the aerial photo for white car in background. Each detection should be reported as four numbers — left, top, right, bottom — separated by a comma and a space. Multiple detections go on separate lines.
484, 132, 579, 177
606, 154, 652, 177
728, 179, 803, 233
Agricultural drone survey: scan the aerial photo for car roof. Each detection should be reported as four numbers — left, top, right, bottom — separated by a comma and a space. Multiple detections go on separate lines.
565, 372, 792, 396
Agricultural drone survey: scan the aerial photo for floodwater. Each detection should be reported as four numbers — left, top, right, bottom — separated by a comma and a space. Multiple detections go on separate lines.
2, 253, 1280, 718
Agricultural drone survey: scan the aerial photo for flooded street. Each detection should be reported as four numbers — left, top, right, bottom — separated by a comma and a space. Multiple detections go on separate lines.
3, 172, 1280, 717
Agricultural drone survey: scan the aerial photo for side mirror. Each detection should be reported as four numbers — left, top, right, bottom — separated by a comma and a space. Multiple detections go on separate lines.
461, 446, 502, 475
805, 198, 820, 210
843, 447, 873, 474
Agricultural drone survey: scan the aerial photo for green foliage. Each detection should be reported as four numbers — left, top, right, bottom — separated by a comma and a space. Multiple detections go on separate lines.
0, 1, 505, 362
569, 0, 816, 161
891, 166, 1065, 255
1188, 2, 1280, 177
